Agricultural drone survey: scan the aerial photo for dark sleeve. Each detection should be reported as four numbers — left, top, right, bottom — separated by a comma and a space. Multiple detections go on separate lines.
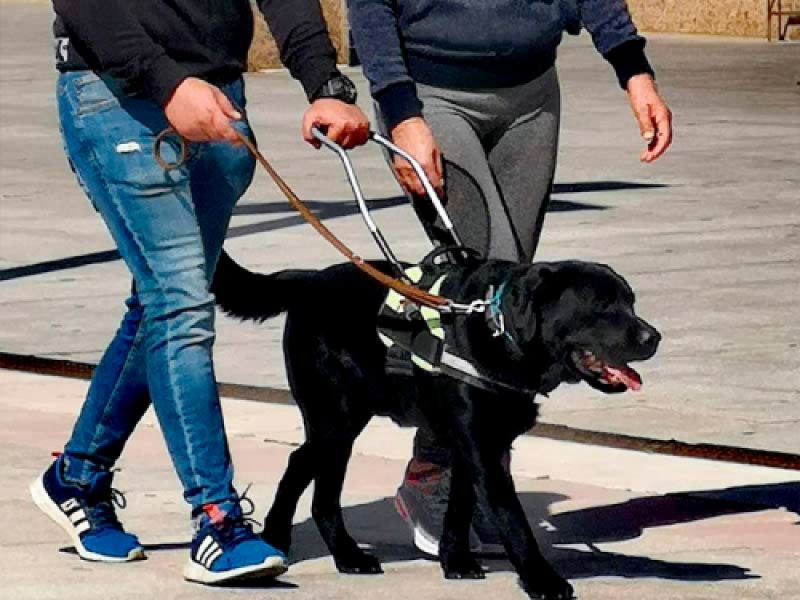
347, 0, 423, 130
576, 0, 655, 89
53, 0, 187, 105
257, 0, 341, 101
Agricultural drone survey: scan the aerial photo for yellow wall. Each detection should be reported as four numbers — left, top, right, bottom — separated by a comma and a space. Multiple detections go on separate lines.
248, 0, 348, 72
248, 0, 800, 70
626, 0, 800, 39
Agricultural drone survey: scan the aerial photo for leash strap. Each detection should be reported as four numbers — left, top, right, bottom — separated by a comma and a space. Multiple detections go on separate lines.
153, 127, 451, 310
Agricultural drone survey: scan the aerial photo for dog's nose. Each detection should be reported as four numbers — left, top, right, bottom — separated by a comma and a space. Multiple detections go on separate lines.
638, 326, 660, 349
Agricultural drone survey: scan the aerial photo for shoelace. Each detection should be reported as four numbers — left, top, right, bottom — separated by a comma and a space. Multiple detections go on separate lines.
87, 487, 128, 532
215, 485, 262, 547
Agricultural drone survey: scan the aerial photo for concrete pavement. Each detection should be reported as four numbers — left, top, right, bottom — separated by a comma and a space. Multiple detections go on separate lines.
3, 368, 800, 599
1, 4, 800, 597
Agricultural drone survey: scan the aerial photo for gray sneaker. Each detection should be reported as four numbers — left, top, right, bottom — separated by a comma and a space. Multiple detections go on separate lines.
394, 461, 481, 557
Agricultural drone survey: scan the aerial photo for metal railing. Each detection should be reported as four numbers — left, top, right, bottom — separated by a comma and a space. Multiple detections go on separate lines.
768, 0, 800, 40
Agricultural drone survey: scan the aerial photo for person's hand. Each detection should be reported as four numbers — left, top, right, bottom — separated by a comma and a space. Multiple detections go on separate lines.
626, 74, 672, 163
302, 99, 370, 149
163, 77, 242, 144
389, 117, 442, 197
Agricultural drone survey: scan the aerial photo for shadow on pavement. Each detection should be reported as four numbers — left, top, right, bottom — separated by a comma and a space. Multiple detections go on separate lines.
281, 480, 800, 583
59, 540, 191, 555
54, 480, 798, 584
0, 180, 669, 282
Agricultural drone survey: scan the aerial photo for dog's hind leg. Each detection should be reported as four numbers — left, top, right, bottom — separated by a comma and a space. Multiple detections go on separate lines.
262, 442, 314, 554
311, 431, 383, 575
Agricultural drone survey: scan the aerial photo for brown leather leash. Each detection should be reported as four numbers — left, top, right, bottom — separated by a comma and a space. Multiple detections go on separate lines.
153, 127, 452, 311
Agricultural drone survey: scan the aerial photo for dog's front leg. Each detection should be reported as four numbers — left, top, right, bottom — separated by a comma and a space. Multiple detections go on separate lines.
439, 458, 485, 579
457, 435, 574, 600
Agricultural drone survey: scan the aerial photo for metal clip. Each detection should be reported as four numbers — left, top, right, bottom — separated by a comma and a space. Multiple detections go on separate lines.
444, 299, 490, 314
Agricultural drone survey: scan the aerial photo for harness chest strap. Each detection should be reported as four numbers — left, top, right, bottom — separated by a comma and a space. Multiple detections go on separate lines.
378, 266, 534, 395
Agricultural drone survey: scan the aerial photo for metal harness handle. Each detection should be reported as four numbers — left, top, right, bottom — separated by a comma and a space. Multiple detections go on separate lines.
153, 126, 484, 314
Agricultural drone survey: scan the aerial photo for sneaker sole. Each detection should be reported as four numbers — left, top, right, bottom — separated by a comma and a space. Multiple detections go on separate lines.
183, 555, 288, 585
394, 493, 440, 558
394, 492, 484, 558
29, 473, 145, 563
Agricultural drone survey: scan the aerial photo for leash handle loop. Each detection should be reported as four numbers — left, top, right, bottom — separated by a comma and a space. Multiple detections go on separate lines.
153, 128, 188, 171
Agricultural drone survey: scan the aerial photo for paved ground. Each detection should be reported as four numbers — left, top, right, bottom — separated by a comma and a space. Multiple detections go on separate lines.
3, 4, 798, 452
4, 369, 800, 600
1, 4, 799, 599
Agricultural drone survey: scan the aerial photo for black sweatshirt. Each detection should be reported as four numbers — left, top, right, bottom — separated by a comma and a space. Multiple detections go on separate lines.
52, 0, 340, 105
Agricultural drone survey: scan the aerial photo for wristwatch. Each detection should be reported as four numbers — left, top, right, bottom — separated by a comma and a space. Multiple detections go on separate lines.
311, 74, 358, 104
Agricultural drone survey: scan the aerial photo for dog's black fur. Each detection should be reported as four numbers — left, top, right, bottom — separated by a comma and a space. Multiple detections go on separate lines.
211, 249, 660, 600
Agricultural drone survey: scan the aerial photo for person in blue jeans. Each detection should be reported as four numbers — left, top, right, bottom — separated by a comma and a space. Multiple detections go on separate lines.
31, 0, 368, 585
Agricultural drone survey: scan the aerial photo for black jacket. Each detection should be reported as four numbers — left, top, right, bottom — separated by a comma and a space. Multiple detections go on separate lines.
53, 0, 340, 105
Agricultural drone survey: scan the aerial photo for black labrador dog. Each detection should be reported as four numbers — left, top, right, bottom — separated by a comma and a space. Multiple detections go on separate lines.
211, 249, 660, 600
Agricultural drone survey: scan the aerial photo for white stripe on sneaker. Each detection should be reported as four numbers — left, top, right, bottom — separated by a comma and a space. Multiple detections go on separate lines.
204, 547, 223, 568
61, 498, 80, 513
74, 519, 91, 535
196, 536, 218, 565
200, 541, 221, 567
69, 509, 87, 524
194, 535, 214, 562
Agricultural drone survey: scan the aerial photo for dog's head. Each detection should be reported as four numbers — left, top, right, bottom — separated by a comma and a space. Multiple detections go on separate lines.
502, 261, 660, 394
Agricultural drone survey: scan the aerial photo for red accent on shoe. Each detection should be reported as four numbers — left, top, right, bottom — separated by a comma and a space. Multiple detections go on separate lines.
404, 460, 446, 486
394, 495, 409, 521
202, 503, 227, 525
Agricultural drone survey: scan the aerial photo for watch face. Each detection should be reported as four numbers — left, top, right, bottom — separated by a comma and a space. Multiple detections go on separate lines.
319, 75, 357, 104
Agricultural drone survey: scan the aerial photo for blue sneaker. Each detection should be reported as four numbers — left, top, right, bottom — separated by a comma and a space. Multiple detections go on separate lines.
30, 456, 144, 562
184, 497, 288, 585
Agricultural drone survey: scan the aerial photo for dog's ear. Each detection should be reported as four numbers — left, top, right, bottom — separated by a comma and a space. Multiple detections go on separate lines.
504, 264, 554, 345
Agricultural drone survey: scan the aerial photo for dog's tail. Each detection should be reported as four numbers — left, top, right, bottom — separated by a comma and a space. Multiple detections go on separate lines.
211, 249, 317, 322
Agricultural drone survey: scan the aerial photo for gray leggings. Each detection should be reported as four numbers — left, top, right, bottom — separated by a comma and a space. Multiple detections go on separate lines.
378, 67, 561, 464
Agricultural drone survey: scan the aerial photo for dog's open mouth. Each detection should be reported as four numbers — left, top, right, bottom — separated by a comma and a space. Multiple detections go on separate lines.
571, 349, 642, 392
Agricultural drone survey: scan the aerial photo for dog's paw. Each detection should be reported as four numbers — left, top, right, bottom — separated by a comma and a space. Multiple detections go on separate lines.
335, 550, 384, 575
441, 553, 486, 580
520, 573, 575, 600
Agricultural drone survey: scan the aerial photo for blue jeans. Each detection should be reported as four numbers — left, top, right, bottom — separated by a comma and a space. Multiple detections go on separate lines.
57, 71, 255, 510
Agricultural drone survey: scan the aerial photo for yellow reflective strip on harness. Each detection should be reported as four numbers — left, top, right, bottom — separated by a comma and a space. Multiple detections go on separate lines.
377, 332, 395, 348
411, 354, 439, 372
405, 266, 424, 283
384, 289, 405, 312
420, 275, 447, 340
385, 266, 425, 313
378, 267, 447, 372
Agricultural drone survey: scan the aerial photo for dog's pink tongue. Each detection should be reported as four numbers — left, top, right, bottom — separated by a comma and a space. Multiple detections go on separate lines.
604, 365, 642, 391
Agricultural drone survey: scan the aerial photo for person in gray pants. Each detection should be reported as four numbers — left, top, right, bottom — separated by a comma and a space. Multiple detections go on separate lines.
349, 0, 673, 556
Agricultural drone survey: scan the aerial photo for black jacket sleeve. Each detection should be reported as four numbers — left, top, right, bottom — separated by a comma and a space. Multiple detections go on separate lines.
52, 0, 187, 106
257, 0, 341, 101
